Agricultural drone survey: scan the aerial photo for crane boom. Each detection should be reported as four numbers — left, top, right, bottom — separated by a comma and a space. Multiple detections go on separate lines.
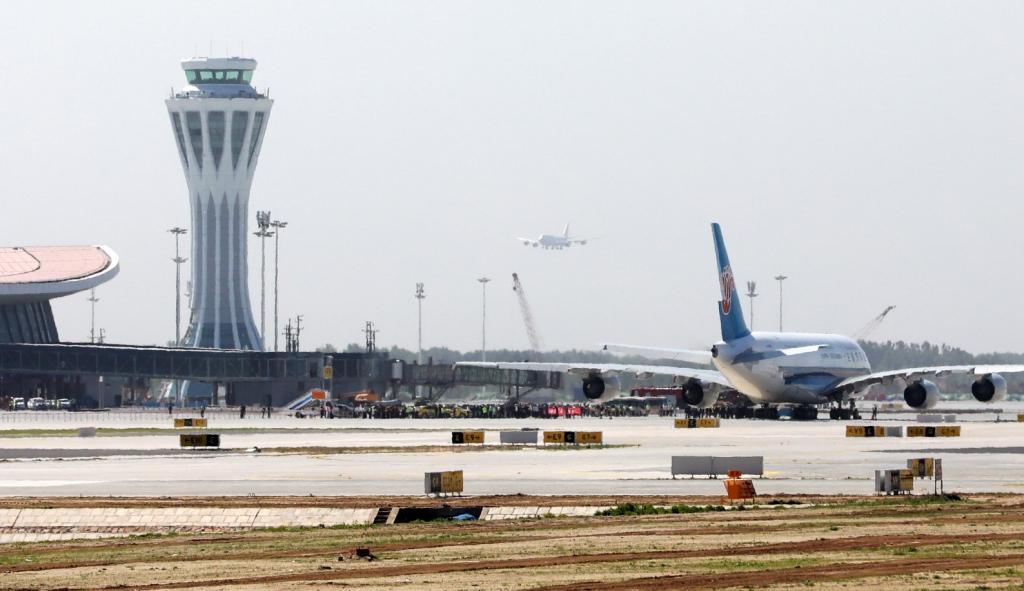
854, 305, 896, 340
512, 273, 543, 351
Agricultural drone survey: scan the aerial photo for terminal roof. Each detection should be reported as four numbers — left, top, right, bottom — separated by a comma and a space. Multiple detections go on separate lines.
181, 57, 257, 71
0, 246, 119, 302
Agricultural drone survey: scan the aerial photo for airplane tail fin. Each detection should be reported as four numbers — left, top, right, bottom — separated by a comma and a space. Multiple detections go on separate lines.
711, 223, 750, 341
563, 223, 570, 238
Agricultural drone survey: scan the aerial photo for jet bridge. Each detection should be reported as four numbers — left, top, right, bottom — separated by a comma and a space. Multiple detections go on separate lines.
402, 362, 563, 401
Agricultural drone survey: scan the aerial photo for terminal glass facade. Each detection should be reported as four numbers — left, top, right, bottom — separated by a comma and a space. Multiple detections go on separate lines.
0, 302, 59, 344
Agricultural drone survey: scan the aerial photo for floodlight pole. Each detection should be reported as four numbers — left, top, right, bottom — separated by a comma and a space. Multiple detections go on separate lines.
88, 289, 99, 343
270, 219, 288, 351
415, 283, 425, 365
477, 277, 491, 361
774, 275, 788, 332
168, 227, 188, 346
746, 281, 758, 330
254, 211, 272, 350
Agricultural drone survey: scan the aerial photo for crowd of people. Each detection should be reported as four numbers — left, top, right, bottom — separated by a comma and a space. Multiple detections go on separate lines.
296, 402, 653, 420
680, 405, 756, 419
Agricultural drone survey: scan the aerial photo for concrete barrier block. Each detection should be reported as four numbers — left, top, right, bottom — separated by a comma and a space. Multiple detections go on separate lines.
250, 509, 281, 527
351, 509, 376, 524
16, 510, 43, 525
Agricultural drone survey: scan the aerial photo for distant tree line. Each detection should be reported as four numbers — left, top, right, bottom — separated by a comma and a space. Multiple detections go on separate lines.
858, 340, 1024, 371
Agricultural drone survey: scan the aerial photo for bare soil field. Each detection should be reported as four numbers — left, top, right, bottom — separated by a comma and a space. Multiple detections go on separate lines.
5, 494, 1024, 590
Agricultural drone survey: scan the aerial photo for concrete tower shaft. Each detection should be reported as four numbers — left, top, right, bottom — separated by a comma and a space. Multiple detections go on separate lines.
166, 57, 272, 350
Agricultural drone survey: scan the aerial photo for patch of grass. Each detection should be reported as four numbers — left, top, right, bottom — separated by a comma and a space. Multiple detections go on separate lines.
833, 493, 966, 509
595, 503, 731, 516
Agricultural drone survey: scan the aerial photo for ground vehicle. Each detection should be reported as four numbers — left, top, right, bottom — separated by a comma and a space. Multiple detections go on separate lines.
57, 398, 72, 410
27, 397, 45, 410
10, 397, 25, 410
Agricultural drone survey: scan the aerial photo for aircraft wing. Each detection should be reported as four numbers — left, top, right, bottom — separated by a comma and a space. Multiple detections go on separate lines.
601, 343, 713, 365
516, 237, 538, 246
831, 364, 1024, 395
457, 361, 731, 387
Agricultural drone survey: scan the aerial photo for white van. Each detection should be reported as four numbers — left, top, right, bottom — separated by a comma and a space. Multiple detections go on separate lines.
27, 397, 45, 410
11, 397, 25, 410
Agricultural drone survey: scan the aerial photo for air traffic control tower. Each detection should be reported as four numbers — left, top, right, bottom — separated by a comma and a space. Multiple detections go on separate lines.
166, 57, 271, 350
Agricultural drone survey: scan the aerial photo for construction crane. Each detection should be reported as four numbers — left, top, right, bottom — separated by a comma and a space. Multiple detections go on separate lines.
853, 305, 896, 340
512, 273, 543, 352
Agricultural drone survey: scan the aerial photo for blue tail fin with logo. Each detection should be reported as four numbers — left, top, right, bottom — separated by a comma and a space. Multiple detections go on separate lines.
711, 223, 750, 341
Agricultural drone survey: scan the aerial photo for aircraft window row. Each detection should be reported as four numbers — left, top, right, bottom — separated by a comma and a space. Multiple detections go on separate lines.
186, 70, 254, 84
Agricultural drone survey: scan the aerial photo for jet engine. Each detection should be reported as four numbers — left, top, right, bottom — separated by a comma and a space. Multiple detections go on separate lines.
581, 375, 605, 399
903, 379, 940, 409
681, 378, 723, 409
971, 373, 1007, 403
580, 374, 621, 402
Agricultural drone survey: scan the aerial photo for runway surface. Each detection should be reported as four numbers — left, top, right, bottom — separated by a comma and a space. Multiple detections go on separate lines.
1, 401, 1021, 496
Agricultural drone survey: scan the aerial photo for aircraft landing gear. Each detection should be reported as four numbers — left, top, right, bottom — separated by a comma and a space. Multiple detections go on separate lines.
793, 405, 819, 421
829, 399, 861, 421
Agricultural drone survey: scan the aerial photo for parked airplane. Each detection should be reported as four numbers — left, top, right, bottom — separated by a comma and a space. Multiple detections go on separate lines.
517, 223, 589, 250
464, 223, 1024, 419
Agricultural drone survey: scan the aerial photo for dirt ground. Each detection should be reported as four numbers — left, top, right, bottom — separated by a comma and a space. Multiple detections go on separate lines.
0, 493, 866, 509
5, 494, 1024, 590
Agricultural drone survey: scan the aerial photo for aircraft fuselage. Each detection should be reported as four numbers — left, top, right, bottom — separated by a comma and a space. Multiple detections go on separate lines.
712, 332, 872, 404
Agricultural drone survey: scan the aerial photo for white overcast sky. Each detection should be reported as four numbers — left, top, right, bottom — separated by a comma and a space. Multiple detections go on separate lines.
1, 1, 1022, 354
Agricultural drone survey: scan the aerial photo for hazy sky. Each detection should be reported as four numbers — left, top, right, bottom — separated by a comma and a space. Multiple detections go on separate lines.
2, 1, 1023, 354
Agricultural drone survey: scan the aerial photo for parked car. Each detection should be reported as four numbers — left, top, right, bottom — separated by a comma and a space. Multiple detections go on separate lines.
56, 398, 72, 410
27, 397, 45, 410
10, 397, 26, 410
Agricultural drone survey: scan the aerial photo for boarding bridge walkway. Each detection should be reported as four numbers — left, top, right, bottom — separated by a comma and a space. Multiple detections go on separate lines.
0, 344, 563, 400
402, 363, 563, 401
0, 342, 326, 383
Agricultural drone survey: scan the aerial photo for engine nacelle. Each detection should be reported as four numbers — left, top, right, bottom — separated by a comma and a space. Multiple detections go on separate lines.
580, 374, 621, 402
581, 375, 605, 399
971, 373, 1007, 403
903, 379, 940, 409
680, 379, 722, 409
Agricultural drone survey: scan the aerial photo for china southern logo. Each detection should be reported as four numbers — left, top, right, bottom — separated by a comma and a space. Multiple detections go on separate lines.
720, 265, 734, 315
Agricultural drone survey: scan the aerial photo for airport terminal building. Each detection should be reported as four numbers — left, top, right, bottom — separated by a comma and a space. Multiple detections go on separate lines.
0, 246, 119, 344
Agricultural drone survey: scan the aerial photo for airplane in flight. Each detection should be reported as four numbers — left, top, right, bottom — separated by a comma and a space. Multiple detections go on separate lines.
463, 223, 1024, 420
516, 223, 590, 250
